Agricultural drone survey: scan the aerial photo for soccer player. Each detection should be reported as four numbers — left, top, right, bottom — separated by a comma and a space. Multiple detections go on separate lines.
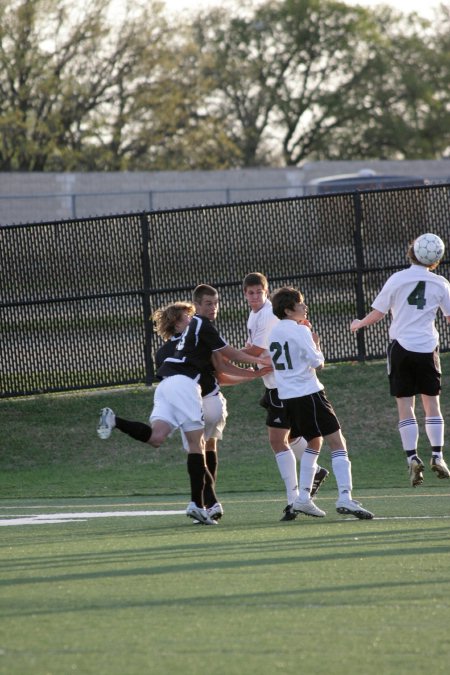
268, 286, 374, 520
242, 272, 329, 522
97, 285, 270, 526
153, 299, 271, 522
351, 233, 450, 487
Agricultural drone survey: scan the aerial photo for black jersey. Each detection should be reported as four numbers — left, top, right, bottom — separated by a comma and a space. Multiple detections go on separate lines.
155, 336, 180, 370
155, 334, 219, 396
156, 315, 226, 390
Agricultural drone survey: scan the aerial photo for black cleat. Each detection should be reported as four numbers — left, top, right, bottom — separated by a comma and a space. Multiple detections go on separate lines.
280, 504, 298, 521
311, 467, 329, 498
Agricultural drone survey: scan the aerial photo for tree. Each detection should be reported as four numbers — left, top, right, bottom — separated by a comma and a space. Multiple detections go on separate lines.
1, 0, 448, 171
117, 34, 243, 170
190, 0, 386, 166
0, 0, 173, 170
190, 0, 450, 165
0, 0, 244, 170
323, 4, 450, 159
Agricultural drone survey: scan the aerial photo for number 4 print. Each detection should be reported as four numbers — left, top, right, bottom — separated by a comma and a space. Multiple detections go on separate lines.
407, 281, 426, 310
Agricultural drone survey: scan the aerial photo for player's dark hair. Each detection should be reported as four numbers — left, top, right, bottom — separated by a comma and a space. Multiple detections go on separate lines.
192, 284, 218, 304
243, 272, 268, 291
271, 287, 303, 319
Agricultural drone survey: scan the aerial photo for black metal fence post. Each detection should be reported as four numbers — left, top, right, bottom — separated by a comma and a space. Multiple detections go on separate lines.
140, 213, 154, 385
353, 192, 366, 361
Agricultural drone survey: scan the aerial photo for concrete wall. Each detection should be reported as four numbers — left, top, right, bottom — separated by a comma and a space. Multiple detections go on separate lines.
1, 160, 449, 226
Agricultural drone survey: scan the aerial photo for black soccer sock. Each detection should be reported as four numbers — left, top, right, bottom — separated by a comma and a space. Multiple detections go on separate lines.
187, 453, 206, 507
205, 450, 218, 481
115, 416, 152, 443
405, 449, 418, 459
204, 471, 218, 508
204, 450, 219, 508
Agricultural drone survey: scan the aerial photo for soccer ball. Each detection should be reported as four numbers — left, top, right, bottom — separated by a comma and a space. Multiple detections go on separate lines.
413, 233, 445, 265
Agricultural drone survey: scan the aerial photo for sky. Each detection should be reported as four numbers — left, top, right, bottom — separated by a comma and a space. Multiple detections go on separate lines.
162, 0, 443, 19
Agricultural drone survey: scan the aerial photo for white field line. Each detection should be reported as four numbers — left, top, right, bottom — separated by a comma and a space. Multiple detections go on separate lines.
1, 510, 450, 527
0, 510, 185, 526
372, 515, 450, 520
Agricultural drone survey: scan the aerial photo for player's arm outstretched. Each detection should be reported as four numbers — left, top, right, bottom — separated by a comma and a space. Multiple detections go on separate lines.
350, 309, 385, 332
219, 344, 271, 368
211, 351, 272, 385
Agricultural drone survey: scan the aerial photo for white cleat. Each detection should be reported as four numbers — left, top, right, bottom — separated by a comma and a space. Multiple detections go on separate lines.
97, 407, 116, 440
430, 456, 450, 479
293, 497, 326, 518
186, 502, 217, 525
207, 503, 224, 521
336, 498, 374, 520
409, 457, 425, 487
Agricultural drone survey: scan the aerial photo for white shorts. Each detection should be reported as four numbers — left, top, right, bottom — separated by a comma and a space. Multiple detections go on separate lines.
203, 392, 228, 440
150, 375, 204, 433
180, 391, 228, 451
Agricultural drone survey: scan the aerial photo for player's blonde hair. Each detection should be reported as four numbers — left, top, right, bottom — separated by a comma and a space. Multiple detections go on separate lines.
152, 301, 195, 341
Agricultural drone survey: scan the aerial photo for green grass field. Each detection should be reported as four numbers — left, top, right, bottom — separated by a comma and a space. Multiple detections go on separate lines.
1, 491, 450, 675
1, 358, 450, 674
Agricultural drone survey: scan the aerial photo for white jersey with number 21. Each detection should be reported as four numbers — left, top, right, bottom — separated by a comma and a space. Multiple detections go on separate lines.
268, 320, 324, 400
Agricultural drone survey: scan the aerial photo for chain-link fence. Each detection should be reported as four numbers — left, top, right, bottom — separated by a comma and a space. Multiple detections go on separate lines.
1, 184, 450, 397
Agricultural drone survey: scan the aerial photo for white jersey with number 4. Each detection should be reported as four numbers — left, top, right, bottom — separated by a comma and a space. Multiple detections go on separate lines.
268, 319, 325, 399
247, 299, 279, 388
372, 264, 450, 352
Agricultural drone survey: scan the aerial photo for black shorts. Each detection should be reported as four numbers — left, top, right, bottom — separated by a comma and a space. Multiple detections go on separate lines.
387, 340, 441, 397
281, 390, 341, 442
259, 388, 290, 429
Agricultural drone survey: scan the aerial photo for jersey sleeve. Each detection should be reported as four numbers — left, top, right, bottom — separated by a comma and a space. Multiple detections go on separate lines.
371, 278, 393, 314
201, 321, 228, 352
439, 279, 450, 317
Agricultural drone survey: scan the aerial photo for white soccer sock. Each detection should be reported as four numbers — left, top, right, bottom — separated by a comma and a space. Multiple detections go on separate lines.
275, 449, 299, 504
289, 436, 307, 461
398, 417, 419, 452
298, 448, 319, 500
425, 416, 444, 448
331, 449, 353, 500
290, 437, 325, 475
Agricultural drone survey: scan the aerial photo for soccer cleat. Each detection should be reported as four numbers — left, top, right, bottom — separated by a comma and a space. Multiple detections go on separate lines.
186, 502, 217, 525
336, 498, 374, 520
409, 456, 425, 487
97, 407, 116, 439
280, 504, 298, 521
207, 502, 224, 520
430, 456, 450, 479
293, 497, 326, 518
311, 466, 329, 499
